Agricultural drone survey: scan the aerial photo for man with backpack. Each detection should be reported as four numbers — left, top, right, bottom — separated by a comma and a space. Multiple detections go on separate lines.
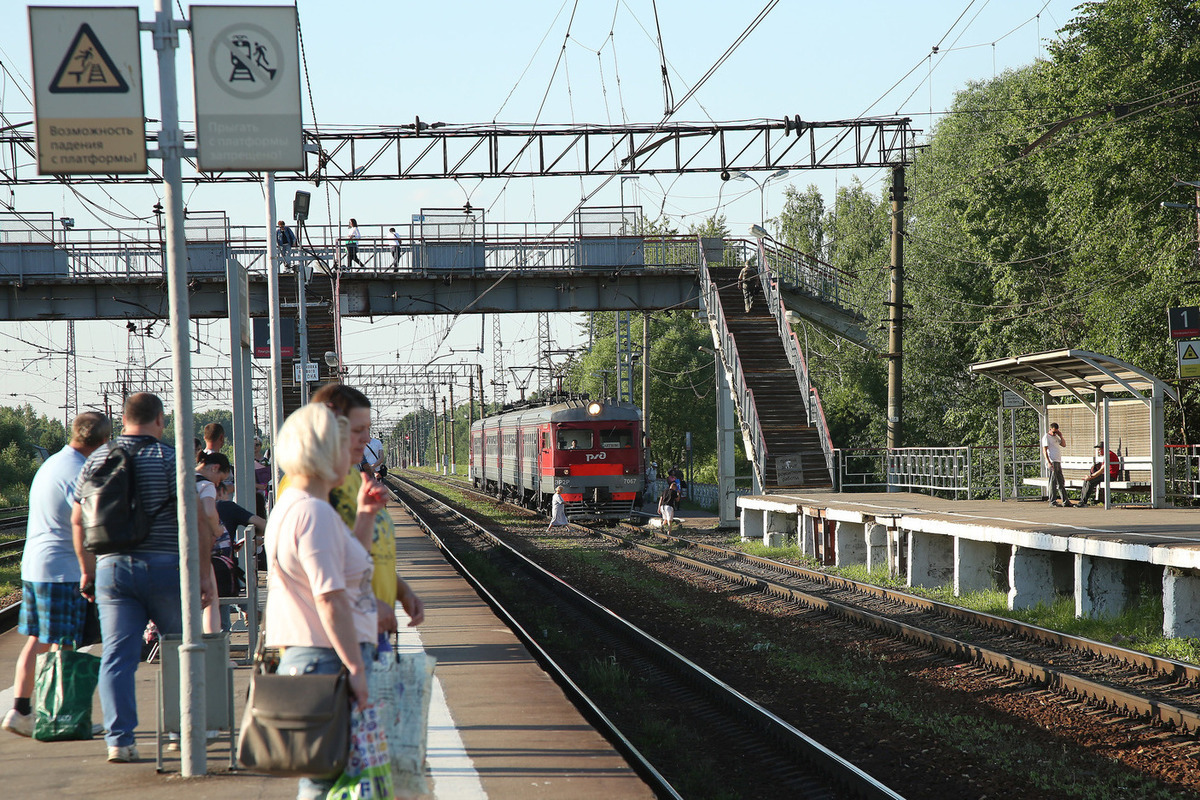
70, 392, 216, 763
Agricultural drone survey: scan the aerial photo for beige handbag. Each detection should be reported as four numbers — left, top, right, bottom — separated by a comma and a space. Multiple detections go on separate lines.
236, 662, 350, 777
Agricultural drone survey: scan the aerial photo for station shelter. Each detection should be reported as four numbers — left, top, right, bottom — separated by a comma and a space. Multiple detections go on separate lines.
969, 349, 1177, 508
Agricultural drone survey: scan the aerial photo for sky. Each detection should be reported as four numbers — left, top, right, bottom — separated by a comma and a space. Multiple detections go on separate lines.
0, 0, 1087, 427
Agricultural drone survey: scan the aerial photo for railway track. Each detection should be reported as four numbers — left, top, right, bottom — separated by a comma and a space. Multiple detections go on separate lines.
0, 510, 29, 632
388, 473, 905, 800
408, 469, 1200, 735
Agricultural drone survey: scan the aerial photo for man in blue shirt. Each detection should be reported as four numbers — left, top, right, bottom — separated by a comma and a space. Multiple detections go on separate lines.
3, 412, 110, 738
71, 392, 216, 763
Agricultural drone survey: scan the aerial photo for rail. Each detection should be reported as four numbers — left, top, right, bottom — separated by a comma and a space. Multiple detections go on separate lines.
698, 240, 769, 492
755, 240, 836, 484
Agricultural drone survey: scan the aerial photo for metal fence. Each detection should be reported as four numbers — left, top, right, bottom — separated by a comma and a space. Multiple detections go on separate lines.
834, 444, 1043, 500
648, 478, 749, 511
0, 209, 711, 280
1167, 445, 1200, 502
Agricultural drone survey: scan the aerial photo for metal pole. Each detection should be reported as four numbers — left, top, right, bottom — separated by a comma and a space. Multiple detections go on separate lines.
150, 0, 205, 776
642, 312, 651, 475
265, 173, 284, 495
886, 164, 906, 450
432, 388, 440, 471
477, 364, 486, 416
297, 219, 310, 403
442, 396, 449, 475
449, 384, 456, 474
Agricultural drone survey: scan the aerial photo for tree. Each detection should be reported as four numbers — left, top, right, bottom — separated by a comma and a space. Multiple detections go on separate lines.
0, 405, 67, 506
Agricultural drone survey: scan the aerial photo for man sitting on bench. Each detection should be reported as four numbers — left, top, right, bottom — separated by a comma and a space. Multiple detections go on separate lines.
1078, 442, 1119, 508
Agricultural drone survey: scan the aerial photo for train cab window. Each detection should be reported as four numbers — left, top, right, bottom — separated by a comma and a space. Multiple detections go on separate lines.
542, 432, 551, 450
600, 428, 633, 449
559, 430, 593, 450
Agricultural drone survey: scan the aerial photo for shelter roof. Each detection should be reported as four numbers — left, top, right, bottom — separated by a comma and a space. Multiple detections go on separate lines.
969, 349, 1178, 403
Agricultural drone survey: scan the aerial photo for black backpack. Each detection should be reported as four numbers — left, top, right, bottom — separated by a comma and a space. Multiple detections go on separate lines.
79, 439, 173, 554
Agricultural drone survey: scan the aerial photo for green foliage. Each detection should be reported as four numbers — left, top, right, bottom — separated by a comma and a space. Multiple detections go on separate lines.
0, 405, 67, 507
766, 1, 1200, 448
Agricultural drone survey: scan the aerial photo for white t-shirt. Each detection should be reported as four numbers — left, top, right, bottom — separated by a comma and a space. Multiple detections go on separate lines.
1040, 432, 1062, 462
390, 230, 400, 246
348, 226, 361, 242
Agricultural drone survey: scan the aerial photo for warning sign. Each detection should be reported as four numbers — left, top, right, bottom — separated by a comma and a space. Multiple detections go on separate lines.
191, 6, 303, 172
49, 23, 130, 93
1177, 339, 1200, 378
29, 7, 146, 174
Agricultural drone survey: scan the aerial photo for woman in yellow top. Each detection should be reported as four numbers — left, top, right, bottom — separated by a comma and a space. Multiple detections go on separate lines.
281, 382, 424, 633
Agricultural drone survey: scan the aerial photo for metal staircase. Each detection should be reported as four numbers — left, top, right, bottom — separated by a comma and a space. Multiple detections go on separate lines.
699, 238, 835, 491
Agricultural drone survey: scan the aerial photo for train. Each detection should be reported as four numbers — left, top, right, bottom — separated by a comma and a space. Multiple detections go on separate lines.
469, 398, 645, 522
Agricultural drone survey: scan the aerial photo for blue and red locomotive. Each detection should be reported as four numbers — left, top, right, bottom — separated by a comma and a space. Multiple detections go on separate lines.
469, 399, 644, 521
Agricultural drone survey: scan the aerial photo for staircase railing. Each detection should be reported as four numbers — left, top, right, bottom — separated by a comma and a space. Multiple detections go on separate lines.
698, 240, 768, 492
757, 240, 836, 484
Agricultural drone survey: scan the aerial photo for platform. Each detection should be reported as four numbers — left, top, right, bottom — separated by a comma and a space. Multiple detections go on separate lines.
739, 490, 1200, 637
0, 504, 653, 799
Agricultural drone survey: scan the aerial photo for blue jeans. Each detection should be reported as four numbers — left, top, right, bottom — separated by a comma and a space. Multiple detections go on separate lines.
277, 642, 375, 800
96, 552, 183, 748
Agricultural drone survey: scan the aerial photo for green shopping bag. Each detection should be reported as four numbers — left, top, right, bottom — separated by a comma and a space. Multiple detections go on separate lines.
328, 704, 394, 800
33, 649, 101, 741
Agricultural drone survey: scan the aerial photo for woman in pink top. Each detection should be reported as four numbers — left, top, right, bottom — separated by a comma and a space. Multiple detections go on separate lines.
263, 404, 387, 800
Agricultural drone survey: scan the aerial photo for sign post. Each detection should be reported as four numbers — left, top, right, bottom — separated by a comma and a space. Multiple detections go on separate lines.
29, 7, 146, 174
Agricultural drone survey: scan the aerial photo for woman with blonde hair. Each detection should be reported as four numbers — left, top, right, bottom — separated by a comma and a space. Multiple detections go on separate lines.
264, 403, 385, 800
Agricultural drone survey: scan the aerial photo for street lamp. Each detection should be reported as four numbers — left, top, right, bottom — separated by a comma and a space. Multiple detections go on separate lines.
734, 168, 790, 227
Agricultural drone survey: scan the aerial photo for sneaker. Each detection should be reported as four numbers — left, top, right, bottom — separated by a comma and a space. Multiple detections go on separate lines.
1, 709, 33, 738
107, 744, 139, 763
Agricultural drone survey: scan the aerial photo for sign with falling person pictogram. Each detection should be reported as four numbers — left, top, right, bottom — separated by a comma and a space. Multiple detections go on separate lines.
29, 7, 146, 174
1177, 339, 1200, 378
190, 5, 303, 171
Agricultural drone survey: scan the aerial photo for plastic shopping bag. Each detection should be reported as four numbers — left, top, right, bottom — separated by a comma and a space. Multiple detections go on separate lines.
328, 703, 393, 800
384, 647, 436, 796
33, 649, 101, 741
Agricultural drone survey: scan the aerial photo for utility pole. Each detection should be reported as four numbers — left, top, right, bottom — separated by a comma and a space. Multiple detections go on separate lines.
886, 165, 906, 451
442, 396, 450, 475
431, 388, 440, 470
641, 312, 650, 456
448, 384, 456, 474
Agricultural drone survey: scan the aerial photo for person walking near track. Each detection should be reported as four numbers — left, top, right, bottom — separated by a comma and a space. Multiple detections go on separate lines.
3, 412, 109, 738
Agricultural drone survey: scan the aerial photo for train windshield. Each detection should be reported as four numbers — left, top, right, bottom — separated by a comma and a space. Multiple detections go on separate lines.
557, 429, 594, 450
600, 427, 634, 449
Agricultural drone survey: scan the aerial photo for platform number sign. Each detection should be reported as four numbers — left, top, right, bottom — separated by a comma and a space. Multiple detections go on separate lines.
1168, 306, 1200, 339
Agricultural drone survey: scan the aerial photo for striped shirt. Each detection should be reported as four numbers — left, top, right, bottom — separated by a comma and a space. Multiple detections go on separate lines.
75, 434, 178, 555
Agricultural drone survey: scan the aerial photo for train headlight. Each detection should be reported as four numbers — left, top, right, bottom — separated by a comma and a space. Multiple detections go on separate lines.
586, 401, 603, 416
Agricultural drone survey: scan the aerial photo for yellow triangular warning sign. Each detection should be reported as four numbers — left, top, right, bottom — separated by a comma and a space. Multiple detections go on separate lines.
1184, 344, 1199, 361
49, 23, 129, 94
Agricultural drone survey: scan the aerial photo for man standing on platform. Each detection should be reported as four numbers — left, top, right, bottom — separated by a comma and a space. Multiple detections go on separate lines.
1041, 422, 1073, 508
72, 393, 216, 763
3, 412, 110, 737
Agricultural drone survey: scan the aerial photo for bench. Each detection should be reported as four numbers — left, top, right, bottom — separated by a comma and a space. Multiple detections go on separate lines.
1023, 455, 1152, 495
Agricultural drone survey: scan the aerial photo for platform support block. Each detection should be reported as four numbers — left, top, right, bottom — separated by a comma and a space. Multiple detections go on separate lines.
1075, 554, 1129, 620
764, 510, 796, 548
954, 537, 996, 596
1163, 567, 1200, 638
865, 522, 888, 574
1008, 546, 1057, 610
834, 520, 866, 566
740, 507, 764, 543
907, 530, 953, 589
